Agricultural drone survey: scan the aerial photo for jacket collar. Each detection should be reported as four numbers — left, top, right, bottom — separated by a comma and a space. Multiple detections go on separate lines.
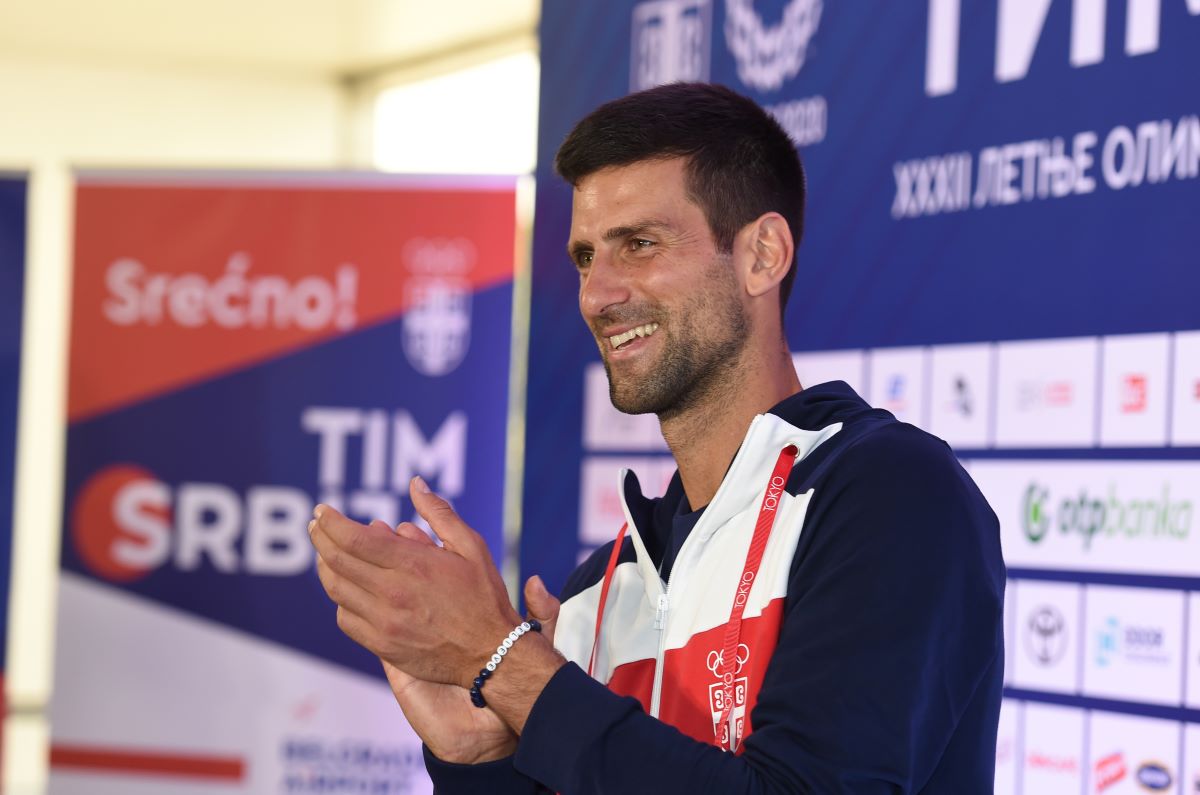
615, 381, 870, 592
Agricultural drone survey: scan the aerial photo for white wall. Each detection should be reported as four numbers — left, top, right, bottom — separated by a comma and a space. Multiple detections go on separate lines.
0, 53, 349, 795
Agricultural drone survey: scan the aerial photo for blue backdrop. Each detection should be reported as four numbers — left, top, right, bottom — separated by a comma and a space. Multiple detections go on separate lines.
523, 1, 1199, 790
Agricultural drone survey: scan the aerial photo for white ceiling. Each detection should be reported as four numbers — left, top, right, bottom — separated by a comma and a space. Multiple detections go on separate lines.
0, 0, 540, 76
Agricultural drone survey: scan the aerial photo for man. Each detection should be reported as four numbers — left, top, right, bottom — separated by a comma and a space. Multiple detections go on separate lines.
310, 82, 1005, 793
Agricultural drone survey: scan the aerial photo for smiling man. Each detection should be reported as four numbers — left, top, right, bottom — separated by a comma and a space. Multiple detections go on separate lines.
310, 83, 1005, 793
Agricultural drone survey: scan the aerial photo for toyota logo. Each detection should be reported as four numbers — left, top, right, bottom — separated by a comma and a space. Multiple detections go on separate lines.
1026, 605, 1067, 665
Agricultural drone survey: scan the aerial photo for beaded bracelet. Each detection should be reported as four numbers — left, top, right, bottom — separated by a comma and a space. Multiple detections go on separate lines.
469, 619, 542, 708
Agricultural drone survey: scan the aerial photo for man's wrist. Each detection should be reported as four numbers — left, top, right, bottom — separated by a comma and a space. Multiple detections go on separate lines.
426, 734, 518, 766
480, 631, 567, 736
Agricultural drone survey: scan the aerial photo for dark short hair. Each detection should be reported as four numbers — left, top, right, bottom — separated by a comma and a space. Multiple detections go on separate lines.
554, 82, 806, 310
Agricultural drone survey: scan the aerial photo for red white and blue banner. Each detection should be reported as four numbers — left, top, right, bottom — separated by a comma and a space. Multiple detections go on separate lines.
525, 2, 1200, 792
53, 173, 517, 793
0, 174, 27, 764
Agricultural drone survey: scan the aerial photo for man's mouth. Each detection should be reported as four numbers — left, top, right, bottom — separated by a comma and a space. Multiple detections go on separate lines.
607, 322, 660, 350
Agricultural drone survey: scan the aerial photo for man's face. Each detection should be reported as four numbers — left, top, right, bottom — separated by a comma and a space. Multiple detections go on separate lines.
567, 158, 749, 418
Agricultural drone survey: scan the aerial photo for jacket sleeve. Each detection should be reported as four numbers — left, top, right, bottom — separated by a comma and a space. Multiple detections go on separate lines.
511, 424, 1006, 794
423, 745, 551, 794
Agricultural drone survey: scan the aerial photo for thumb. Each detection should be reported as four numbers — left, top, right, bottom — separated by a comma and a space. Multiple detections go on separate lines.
380, 658, 420, 710
408, 476, 481, 558
524, 575, 560, 644
394, 520, 438, 547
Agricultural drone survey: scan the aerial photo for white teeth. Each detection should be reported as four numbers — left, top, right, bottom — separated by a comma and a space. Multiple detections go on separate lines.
608, 322, 659, 350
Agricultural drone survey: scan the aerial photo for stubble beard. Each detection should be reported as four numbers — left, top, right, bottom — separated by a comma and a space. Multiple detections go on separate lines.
602, 258, 750, 420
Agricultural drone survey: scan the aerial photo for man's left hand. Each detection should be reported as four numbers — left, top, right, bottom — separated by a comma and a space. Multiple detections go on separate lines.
309, 476, 522, 690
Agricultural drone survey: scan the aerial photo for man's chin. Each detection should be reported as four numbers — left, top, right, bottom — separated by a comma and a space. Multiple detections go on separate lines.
608, 381, 672, 416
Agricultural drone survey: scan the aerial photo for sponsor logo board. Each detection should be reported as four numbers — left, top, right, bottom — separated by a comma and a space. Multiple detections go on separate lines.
867, 346, 927, 428
1094, 751, 1128, 793
1084, 586, 1183, 706
1100, 334, 1169, 447
1183, 723, 1200, 795
993, 700, 1019, 795
1171, 330, 1200, 446
970, 460, 1199, 577
1022, 702, 1084, 792
928, 343, 993, 449
1011, 581, 1081, 694
994, 337, 1098, 448
1185, 592, 1200, 708
792, 350, 866, 397
1087, 712, 1179, 795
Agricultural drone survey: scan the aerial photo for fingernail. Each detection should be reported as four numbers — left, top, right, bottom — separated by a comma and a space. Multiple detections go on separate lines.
308, 519, 316, 535
313, 505, 326, 519
413, 476, 431, 494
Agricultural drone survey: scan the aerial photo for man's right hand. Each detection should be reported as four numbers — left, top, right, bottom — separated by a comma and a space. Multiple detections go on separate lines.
378, 517, 561, 764
382, 660, 516, 764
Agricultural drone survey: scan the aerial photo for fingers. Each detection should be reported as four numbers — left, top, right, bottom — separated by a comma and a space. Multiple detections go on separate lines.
408, 477, 485, 559
373, 517, 439, 549
311, 510, 437, 599
311, 517, 393, 592
333, 604, 379, 655
315, 550, 381, 617
524, 574, 560, 643
312, 505, 400, 568
395, 521, 438, 547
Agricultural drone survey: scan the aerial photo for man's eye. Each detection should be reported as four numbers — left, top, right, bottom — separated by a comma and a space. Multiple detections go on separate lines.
575, 253, 593, 269
630, 238, 654, 250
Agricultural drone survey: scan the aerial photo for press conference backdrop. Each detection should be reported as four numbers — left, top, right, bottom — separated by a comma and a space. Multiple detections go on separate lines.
0, 175, 27, 760
522, 1, 1200, 791
52, 173, 516, 793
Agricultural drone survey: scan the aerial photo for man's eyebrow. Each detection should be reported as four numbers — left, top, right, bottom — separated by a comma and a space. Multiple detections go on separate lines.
567, 239, 593, 263
601, 218, 674, 242
567, 218, 675, 261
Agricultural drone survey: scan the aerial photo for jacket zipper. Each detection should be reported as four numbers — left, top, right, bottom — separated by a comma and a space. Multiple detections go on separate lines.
649, 591, 670, 716
646, 415, 767, 717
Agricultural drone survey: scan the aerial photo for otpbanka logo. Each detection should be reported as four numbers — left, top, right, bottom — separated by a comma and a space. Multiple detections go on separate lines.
1020, 482, 1193, 549
725, 0, 823, 92
1022, 484, 1051, 543
401, 238, 473, 377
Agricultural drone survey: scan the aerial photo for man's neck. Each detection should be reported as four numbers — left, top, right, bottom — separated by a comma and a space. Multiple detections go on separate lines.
659, 345, 801, 511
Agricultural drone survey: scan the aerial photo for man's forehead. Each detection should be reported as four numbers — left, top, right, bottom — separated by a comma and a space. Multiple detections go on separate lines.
569, 159, 694, 234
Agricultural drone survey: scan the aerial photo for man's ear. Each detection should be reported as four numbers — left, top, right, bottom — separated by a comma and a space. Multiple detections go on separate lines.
738, 212, 794, 298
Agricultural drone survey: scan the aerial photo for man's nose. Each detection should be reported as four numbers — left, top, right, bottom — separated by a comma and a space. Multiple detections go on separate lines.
578, 251, 631, 319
